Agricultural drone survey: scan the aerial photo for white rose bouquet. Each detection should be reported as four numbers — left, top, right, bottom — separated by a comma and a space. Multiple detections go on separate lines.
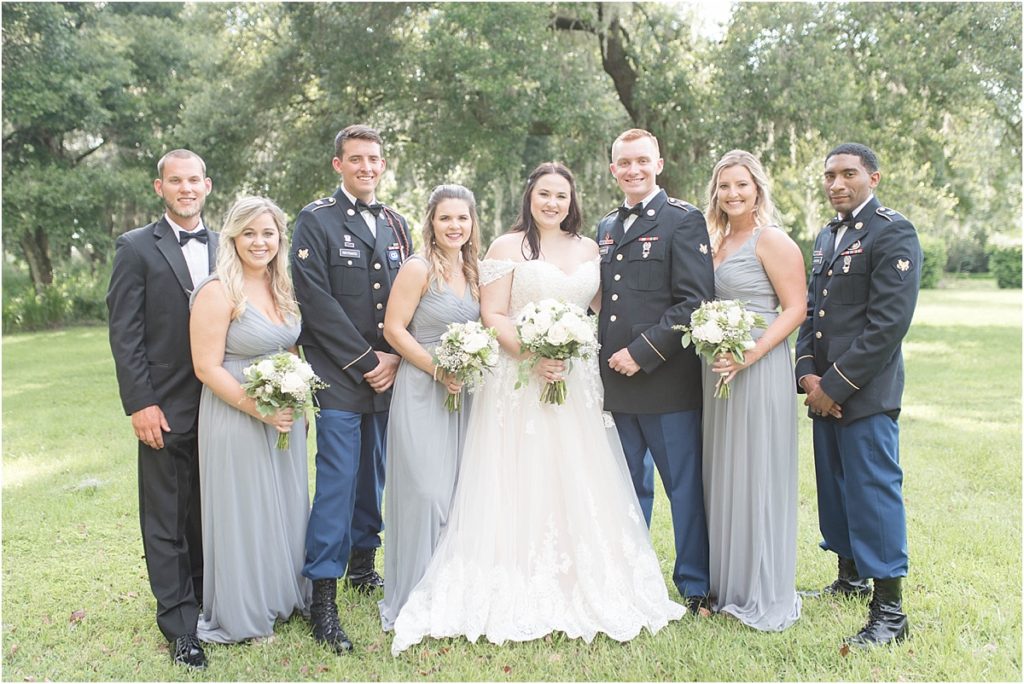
432, 320, 500, 412
674, 299, 767, 399
514, 299, 599, 405
241, 351, 327, 449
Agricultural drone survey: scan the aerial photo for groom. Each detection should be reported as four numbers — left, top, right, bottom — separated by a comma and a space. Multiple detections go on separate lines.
597, 129, 715, 612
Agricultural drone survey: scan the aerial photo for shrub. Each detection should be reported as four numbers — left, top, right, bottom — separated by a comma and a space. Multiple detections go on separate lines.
987, 235, 1022, 289
918, 234, 947, 289
945, 233, 990, 274
2, 262, 110, 334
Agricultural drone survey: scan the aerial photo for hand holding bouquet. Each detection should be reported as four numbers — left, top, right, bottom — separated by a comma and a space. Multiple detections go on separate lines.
674, 299, 766, 399
241, 352, 327, 449
432, 321, 500, 412
515, 299, 599, 405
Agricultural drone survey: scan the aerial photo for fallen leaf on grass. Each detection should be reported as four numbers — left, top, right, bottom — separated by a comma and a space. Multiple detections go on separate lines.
69, 610, 86, 624
40, 615, 52, 626
98, 645, 110, 655
548, 654, 562, 663
23, 676, 35, 682
438, 646, 450, 655
279, 658, 290, 667
316, 665, 329, 673
839, 643, 850, 657
9, 644, 18, 657
299, 665, 310, 676
364, 642, 380, 653
502, 665, 512, 674
698, 607, 712, 618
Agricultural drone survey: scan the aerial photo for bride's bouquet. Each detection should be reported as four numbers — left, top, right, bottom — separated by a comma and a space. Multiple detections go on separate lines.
515, 299, 598, 405
674, 299, 766, 399
432, 321, 500, 412
241, 351, 327, 449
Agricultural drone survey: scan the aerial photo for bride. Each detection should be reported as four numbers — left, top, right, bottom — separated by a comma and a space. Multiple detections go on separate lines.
390, 163, 684, 655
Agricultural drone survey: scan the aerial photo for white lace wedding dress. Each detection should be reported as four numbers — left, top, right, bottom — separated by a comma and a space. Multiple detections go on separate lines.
390, 258, 685, 655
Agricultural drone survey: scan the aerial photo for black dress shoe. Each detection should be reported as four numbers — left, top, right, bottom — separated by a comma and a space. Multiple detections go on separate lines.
171, 633, 207, 669
310, 579, 353, 654
846, 577, 909, 648
345, 547, 384, 594
684, 595, 711, 614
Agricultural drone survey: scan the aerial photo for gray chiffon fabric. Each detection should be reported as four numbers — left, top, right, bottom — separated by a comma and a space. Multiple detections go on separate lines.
379, 278, 480, 630
702, 230, 801, 631
193, 276, 311, 644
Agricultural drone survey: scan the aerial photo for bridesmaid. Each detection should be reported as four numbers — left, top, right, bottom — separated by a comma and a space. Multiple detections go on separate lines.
190, 196, 310, 643
378, 184, 482, 630
701, 151, 806, 631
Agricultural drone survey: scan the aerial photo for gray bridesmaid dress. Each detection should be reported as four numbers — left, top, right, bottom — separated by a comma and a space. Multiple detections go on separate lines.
702, 229, 801, 631
192, 276, 311, 644
379, 275, 480, 631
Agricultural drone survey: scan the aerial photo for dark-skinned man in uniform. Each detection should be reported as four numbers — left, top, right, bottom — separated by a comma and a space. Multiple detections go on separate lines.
290, 124, 412, 653
796, 142, 921, 648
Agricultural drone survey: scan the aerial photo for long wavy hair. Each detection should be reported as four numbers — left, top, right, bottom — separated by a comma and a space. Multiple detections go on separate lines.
509, 162, 583, 260
216, 196, 299, 321
421, 184, 482, 301
704, 150, 783, 254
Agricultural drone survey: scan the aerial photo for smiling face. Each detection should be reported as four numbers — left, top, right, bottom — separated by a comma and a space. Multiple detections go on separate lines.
824, 153, 879, 216
610, 136, 664, 205
529, 173, 572, 231
332, 137, 385, 202
431, 198, 473, 252
715, 164, 759, 223
234, 212, 280, 274
154, 155, 211, 228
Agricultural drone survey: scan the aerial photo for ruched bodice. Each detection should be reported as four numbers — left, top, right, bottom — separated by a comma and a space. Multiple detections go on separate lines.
222, 307, 301, 365
714, 231, 779, 322
407, 284, 480, 348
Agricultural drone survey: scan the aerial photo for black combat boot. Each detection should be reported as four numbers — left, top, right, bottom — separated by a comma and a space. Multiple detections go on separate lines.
309, 579, 353, 653
803, 555, 872, 598
846, 577, 909, 647
345, 547, 384, 594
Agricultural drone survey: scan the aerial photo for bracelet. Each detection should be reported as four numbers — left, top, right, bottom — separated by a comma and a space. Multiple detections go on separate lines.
433, 365, 440, 382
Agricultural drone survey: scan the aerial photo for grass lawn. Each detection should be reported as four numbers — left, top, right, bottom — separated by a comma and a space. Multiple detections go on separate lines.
2, 283, 1020, 681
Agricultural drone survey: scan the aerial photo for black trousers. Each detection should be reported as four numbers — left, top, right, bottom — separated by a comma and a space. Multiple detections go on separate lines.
137, 429, 202, 641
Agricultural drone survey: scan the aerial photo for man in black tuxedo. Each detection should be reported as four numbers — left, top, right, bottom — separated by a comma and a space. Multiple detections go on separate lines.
290, 125, 412, 653
597, 128, 715, 613
107, 149, 217, 669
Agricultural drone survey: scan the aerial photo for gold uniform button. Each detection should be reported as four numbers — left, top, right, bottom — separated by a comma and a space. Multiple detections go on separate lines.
815, 331, 823, 339
614, 274, 621, 281
377, 322, 384, 329
827, 269, 833, 276
822, 288, 828, 296
818, 310, 825, 317
611, 294, 619, 301
610, 314, 617, 322
376, 303, 383, 310
373, 282, 381, 290
616, 254, 623, 261
374, 263, 382, 270
347, 260, 353, 266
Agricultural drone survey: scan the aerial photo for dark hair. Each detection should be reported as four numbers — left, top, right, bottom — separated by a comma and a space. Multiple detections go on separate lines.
509, 162, 583, 260
334, 124, 384, 159
826, 143, 879, 173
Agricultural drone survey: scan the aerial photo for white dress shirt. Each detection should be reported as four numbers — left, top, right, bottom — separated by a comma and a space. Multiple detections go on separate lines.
833, 194, 874, 250
622, 186, 662, 234
166, 215, 210, 289
340, 186, 377, 239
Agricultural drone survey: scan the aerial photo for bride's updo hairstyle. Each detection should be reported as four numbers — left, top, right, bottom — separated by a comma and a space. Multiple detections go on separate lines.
217, 195, 299, 321
510, 161, 583, 260
704, 150, 783, 255
421, 183, 482, 301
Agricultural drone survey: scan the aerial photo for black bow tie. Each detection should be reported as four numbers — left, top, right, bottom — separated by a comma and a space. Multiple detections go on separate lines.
826, 216, 852, 234
179, 228, 208, 246
617, 203, 644, 222
356, 199, 383, 218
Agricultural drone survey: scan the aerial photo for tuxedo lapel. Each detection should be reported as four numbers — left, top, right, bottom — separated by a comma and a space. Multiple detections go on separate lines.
153, 218, 194, 295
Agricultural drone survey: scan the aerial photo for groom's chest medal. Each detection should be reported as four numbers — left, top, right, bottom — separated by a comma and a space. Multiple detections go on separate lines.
812, 249, 824, 266
637, 235, 658, 259
343, 234, 356, 249
599, 236, 615, 256
387, 243, 402, 263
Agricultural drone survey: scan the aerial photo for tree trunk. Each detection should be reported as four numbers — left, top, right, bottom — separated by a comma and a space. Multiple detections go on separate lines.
19, 227, 54, 293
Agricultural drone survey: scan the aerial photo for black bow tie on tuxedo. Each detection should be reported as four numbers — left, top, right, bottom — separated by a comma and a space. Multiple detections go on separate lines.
356, 199, 383, 218
617, 203, 644, 222
827, 215, 852, 234
178, 228, 208, 246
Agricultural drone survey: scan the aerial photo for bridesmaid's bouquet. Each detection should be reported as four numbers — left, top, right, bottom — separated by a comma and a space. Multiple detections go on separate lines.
674, 299, 766, 399
515, 299, 598, 405
241, 352, 327, 449
433, 321, 500, 412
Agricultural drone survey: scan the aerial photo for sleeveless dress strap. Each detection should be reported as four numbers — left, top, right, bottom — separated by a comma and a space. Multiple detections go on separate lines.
189, 274, 221, 310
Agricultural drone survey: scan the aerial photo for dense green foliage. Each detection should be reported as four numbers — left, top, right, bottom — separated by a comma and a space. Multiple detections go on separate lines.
2, 2, 1021, 300
918, 235, 947, 289
987, 236, 1023, 289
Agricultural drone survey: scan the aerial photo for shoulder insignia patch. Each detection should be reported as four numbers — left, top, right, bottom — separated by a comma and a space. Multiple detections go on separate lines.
699, 243, 709, 255
310, 197, 337, 212
667, 197, 695, 212
876, 206, 902, 222
892, 257, 914, 279
297, 248, 309, 260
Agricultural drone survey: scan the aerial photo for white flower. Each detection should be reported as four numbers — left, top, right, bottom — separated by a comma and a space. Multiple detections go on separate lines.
462, 331, 491, 354
279, 371, 307, 397
294, 361, 315, 382
726, 306, 742, 327
256, 359, 276, 376
565, 316, 594, 344
695, 320, 724, 344
546, 321, 571, 346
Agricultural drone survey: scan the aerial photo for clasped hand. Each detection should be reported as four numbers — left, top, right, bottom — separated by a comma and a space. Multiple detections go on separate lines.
533, 357, 565, 384
801, 374, 843, 419
260, 406, 295, 433
436, 370, 463, 395
364, 351, 400, 393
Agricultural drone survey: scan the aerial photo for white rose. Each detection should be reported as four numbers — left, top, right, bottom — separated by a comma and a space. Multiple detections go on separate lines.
696, 320, 724, 344
256, 359, 276, 376
566, 316, 594, 344
546, 321, 571, 346
532, 311, 554, 331
294, 361, 315, 382
279, 371, 307, 397
726, 306, 742, 327
462, 332, 490, 354
519, 322, 541, 344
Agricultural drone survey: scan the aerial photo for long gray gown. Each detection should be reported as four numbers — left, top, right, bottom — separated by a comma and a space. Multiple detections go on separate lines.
379, 277, 480, 631
192, 277, 311, 644
702, 229, 801, 631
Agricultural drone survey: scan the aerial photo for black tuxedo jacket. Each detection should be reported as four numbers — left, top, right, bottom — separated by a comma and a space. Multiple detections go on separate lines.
795, 196, 921, 424
597, 190, 715, 414
290, 187, 412, 413
107, 217, 218, 433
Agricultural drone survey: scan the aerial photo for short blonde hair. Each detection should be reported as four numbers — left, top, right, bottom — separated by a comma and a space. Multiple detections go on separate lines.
611, 128, 661, 160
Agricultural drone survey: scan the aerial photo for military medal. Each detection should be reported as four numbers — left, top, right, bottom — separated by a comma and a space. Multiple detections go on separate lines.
843, 255, 852, 273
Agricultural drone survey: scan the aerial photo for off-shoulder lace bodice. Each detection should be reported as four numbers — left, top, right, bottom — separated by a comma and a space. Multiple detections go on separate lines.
479, 258, 599, 315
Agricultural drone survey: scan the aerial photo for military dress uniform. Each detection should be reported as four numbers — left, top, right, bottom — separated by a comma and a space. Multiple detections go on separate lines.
596, 188, 715, 602
795, 195, 921, 643
290, 187, 412, 585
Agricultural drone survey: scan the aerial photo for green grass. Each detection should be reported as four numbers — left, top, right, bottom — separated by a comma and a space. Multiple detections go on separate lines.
3, 283, 1021, 681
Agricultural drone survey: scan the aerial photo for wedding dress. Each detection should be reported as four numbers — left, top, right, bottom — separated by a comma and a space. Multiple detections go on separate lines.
390, 258, 684, 655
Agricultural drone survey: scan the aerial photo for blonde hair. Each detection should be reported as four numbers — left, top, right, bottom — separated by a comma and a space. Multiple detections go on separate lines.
421, 184, 481, 301
704, 149, 783, 254
611, 128, 661, 160
216, 196, 299, 320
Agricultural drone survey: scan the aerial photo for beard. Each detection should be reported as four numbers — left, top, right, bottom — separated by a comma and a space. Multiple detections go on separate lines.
162, 194, 206, 222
